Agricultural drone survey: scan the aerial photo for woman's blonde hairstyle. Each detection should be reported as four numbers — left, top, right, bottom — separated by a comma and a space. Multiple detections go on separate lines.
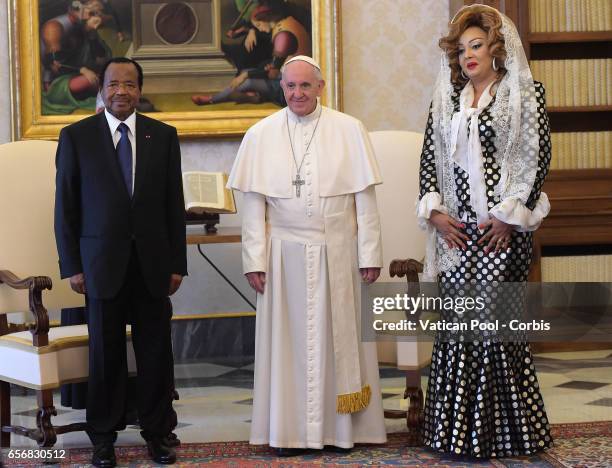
440, 5, 507, 85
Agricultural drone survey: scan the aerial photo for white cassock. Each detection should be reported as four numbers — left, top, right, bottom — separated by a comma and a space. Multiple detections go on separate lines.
228, 103, 387, 449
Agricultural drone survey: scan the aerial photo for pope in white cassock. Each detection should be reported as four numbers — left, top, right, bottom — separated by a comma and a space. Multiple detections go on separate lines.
227, 55, 387, 456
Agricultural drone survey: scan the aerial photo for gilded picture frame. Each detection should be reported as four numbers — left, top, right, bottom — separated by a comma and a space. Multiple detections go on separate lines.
8, 0, 342, 140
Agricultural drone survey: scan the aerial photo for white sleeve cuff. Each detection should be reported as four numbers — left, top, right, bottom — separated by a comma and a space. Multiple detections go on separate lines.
416, 192, 447, 230
356, 187, 383, 268
489, 192, 550, 232
241, 192, 268, 274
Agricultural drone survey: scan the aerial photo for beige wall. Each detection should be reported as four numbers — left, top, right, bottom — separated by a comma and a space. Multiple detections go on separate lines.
342, 0, 449, 132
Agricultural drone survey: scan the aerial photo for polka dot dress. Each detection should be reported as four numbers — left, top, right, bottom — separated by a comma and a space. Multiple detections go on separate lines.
418, 82, 553, 458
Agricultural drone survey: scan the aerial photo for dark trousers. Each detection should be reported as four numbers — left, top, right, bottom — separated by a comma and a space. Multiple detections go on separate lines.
86, 249, 176, 445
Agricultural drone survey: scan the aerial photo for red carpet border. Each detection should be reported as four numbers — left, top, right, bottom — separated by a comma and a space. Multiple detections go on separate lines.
1, 421, 611, 467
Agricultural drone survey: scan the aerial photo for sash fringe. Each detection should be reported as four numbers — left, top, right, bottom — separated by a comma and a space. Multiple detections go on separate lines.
336, 385, 371, 414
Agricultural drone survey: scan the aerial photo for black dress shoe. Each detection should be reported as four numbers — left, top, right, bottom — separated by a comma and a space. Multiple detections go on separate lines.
147, 439, 177, 464
273, 447, 306, 457
91, 443, 116, 468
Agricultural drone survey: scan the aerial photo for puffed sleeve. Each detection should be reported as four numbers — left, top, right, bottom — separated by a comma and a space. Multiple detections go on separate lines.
489, 82, 552, 231
416, 105, 447, 229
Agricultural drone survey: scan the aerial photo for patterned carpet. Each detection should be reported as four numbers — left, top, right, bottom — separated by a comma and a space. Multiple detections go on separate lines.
1, 421, 610, 467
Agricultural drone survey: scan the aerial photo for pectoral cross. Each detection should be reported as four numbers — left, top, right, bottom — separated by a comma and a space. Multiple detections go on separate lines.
292, 173, 305, 197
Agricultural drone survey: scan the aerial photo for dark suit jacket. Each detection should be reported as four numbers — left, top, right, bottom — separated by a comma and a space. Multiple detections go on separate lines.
54, 111, 187, 299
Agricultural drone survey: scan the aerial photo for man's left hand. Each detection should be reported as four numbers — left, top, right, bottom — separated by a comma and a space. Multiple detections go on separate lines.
360, 267, 381, 284
169, 274, 183, 295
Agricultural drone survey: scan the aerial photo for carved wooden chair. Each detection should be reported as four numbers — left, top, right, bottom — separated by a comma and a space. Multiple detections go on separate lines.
370, 131, 431, 446
0, 140, 135, 448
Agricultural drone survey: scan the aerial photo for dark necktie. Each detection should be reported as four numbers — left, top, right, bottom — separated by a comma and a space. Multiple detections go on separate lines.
116, 123, 133, 196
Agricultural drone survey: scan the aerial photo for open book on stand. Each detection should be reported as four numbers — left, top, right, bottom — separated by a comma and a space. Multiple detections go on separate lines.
182, 171, 236, 232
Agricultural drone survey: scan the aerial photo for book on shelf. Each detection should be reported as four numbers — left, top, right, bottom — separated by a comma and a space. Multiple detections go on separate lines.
558, 0, 567, 31
589, 132, 598, 167
592, 59, 599, 105
597, 56, 612, 102
546, 0, 554, 32
182, 171, 236, 214
599, 132, 612, 169
585, 0, 592, 30
553, 60, 562, 106
582, 132, 589, 168
607, 60, 612, 106
579, 60, 589, 106
569, 0, 578, 31
587, 59, 596, 106
563, 60, 573, 106
572, 60, 581, 106
551, 0, 560, 32
529, 0, 537, 32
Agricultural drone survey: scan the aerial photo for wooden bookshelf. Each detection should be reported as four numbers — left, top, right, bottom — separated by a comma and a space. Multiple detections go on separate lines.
548, 110, 612, 132
530, 41, 611, 60
548, 105, 612, 112
528, 31, 612, 43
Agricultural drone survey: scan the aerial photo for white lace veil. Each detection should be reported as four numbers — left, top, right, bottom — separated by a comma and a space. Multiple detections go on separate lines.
424, 4, 540, 279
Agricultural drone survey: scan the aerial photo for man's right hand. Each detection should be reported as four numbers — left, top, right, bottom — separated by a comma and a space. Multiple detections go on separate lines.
245, 271, 265, 294
69, 273, 86, 294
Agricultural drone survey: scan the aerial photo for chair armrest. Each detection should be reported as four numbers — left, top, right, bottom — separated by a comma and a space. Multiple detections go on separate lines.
389, 259, 424, 283
0, 270, 51, 346
389, 259, 425, 319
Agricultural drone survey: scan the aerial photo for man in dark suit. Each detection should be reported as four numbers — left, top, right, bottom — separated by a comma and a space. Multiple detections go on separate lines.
54, 57, 186, 467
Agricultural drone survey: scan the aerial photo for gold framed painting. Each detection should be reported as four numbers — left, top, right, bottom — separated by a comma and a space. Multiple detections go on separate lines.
9, 0, 341, 140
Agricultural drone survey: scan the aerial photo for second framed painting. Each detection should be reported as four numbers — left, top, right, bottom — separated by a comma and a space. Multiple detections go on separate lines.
10, 0, 342, 139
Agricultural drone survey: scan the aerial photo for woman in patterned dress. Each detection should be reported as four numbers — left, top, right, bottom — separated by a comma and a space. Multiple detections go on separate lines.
416, 5, 554, 458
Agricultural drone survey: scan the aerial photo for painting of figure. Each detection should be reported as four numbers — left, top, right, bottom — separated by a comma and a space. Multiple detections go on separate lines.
192, 0, 311, 108
39, 0, 129, 115
38, 0, 311, 116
